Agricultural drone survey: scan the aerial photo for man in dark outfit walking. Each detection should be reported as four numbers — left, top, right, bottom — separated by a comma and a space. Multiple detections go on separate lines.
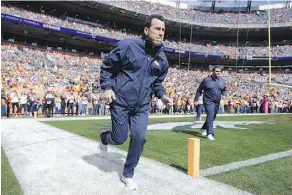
99, 14, 171, 190
194, 66, 227, 141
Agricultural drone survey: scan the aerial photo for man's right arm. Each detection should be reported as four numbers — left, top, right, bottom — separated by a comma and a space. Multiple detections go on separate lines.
100, 40, 128, 90
194, 80, 205, 102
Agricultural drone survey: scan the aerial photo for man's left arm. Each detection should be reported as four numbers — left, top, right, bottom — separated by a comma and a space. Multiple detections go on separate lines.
221, 80, 228, 97
153, 66, 168, 98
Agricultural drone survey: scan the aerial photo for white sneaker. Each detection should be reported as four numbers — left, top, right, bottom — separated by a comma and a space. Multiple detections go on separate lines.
99, 142, 108, 158
207, 134, 215, 141
120, 175, 138, 190
201, 129, 207, 136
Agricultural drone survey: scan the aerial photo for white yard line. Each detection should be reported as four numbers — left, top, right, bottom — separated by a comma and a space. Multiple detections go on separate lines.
201, 149, 292, 177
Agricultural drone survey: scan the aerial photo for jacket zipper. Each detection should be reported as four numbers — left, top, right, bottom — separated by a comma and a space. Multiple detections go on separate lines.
136, 54, 158, 108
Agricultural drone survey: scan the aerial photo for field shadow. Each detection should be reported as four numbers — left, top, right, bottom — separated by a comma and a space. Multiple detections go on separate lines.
83, 152, 125, 175
172, 129, 206, 139
170, 164, 187, 174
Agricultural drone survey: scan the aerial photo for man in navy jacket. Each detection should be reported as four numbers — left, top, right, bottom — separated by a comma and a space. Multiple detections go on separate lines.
194, 66, 227, 141
99, 14, 171, 190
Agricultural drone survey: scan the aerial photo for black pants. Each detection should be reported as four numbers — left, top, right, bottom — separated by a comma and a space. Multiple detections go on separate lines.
68, 103, 74, 116
7, 104, 10, 117
11, 103, 20, 114
61, 102, 66, 115
46, 103, 54, 117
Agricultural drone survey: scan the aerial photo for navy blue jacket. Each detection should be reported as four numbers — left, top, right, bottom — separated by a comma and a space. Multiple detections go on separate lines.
194, 75, 227, 104
100, 37, 169, 108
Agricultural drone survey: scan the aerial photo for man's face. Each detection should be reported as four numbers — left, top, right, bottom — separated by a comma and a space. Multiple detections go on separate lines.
212, 68, 221, 78
144, 18, 165, 47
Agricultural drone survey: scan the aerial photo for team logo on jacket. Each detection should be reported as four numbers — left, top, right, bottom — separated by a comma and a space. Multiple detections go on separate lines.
153, 60, 160, 67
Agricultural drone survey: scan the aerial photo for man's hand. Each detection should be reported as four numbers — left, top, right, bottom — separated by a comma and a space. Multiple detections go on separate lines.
161, 95, 173, 106
103, 89, 116, 104
194, 101, 199, 106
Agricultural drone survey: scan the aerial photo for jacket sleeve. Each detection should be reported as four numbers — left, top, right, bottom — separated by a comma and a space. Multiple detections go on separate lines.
194, 80, 205, 102
153, 62, 169, 98
100, 40, 128, 90
222, 83, 228, 96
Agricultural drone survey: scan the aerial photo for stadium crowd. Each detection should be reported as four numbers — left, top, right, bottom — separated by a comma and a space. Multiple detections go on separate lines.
2, 5, 292, 57
1, 43, 292, 118
103, 1, 292, 24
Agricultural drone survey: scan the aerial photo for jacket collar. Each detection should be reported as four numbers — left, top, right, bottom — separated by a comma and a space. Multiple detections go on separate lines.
141, 37, 164, 56
210, 75, 219, 81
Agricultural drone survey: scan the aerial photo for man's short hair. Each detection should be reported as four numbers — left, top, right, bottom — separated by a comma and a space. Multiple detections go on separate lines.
212, 66, 222, 71
144, 14, 165, 28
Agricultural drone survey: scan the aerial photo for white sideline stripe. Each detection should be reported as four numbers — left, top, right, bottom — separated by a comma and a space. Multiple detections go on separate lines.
201, 149, 292, 177
37, 113, 290, 121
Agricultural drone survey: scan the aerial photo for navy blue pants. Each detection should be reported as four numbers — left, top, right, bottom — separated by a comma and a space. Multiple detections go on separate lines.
100, 104, 149, 178
195, 104, 203, 121
201, 103, 219, 135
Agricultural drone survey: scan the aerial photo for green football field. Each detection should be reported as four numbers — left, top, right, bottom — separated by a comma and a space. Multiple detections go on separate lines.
2, 114, 292, 195
43, 114, 292, 195
1, 147, 23, 195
